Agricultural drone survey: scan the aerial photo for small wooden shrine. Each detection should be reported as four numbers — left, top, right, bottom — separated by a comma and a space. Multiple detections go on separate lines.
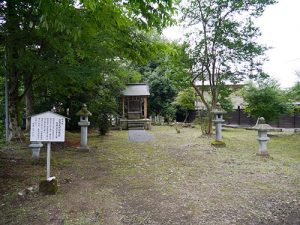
120, 83, 151, 130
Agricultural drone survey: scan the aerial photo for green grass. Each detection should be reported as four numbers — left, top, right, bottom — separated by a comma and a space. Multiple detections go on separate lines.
0, 126, 299, 225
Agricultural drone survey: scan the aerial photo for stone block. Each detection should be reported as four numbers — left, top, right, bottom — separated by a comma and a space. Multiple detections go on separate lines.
39, 178, 58, 194
211, 140, 226, 148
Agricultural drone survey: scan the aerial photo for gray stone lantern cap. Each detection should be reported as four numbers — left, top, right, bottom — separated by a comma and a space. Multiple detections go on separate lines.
76, 104, 92, 117
212, 103, 226, 114
252, 117, 274, 131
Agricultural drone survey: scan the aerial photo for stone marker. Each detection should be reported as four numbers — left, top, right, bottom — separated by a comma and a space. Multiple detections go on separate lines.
28, 141, 43, 160
76, 104, 92, 152
252, 117, 272, 157
211, 103, 226, 147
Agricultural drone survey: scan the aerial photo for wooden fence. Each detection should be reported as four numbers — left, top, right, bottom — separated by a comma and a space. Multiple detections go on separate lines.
226, 108, 300, 128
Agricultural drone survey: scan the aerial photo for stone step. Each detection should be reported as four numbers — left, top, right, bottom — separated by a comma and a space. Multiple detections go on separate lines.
128, 127, 144, 130
127, 120, 146, 130
128, 122, 144, 127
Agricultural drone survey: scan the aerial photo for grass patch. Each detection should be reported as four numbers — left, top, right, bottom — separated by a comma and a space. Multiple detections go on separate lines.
0, 127, 299, 225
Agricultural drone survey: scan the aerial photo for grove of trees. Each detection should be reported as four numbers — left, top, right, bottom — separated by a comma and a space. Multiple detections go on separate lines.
2, 0, 299, 142
182, 0, 277, 134
0, 0, 178, 141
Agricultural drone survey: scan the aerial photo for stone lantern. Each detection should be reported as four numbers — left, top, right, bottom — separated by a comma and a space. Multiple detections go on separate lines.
76, 104, 92, 151
252, 117, 273, 157
28, 141, 43, 160
211, 103, 226, 147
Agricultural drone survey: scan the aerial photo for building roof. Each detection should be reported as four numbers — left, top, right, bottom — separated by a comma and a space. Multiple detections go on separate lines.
122, 83, 150, 96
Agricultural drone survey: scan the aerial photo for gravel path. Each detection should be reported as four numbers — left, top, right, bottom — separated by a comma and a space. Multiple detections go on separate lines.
128, 130, 155, 142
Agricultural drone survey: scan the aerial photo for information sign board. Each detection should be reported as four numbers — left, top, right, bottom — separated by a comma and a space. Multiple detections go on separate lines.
30, 111, 66, 142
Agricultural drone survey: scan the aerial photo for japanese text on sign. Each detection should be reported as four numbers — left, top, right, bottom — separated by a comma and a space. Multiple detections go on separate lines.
30, 112, 66, 142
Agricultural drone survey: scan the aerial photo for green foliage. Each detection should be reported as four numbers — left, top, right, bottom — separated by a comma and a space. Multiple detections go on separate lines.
0, 0, 177, 140
140, 41, 191, 89
89, 86, 119, 135
217, 85, 234, 113
173, 87, 196, 111
147, 74, 177, 117
288, 80, 300, 114
98, 113, 110, 136
136, 39, 191, 121
183, 0, 276, 133
121, 0, 176, 31
242, 79, 293, 122
289, 82, 300, 101
198, 110, 210, 135
173, 87, 196, 122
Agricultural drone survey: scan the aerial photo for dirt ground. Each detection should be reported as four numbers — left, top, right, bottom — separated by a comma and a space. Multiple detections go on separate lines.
0, 126, 299, 225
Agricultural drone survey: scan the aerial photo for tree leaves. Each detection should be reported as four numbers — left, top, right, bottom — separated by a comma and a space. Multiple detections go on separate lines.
242, 79, 293, 122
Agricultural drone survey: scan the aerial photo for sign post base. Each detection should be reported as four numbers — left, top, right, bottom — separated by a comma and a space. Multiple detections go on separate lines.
39, 177, 58, 194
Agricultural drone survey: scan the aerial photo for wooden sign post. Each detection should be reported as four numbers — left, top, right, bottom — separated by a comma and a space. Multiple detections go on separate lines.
30, 111, 67, 194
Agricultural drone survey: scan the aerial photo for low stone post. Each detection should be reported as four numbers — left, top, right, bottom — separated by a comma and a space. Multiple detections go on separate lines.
29, 141, 43, 160
211, 103, 226, 147
252, 117, 272, 157
76, 104, 92, 152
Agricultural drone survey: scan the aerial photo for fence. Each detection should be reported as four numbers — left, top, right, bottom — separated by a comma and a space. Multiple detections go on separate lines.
226, 108, 300, 128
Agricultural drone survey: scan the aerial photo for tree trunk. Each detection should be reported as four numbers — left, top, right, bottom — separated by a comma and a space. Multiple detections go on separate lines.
183, 111, 190, 123
207, 112, 213, 135
192, 82, 215, 135
8, 72, 22, 141
208, 93, 218, 135
24, 77, 33, 131
6, 0, 23, 141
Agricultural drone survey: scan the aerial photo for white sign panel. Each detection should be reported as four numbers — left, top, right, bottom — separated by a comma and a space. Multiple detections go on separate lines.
30, 112, 66, 142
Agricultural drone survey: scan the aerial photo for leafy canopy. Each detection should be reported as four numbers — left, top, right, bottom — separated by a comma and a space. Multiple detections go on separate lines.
0, 0, 177, 138
173, 87, 196, 111
242, 79, 293, 122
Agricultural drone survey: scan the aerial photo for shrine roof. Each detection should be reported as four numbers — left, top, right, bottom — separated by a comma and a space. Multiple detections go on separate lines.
122, 83, 150, 96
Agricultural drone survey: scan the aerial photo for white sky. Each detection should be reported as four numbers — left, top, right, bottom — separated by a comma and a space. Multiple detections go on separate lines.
163, 0, 300, 88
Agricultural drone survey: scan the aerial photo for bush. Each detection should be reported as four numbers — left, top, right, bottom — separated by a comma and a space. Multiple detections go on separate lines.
98, 113, 110, 135
242, 79, 293, 123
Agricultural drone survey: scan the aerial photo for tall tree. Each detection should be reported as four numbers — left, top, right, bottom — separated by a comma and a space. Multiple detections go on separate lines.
1, 0, 176, 141
182, 0, 277, 134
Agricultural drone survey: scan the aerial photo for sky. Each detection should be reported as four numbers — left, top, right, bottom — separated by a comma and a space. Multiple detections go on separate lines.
163, 0, 300, 88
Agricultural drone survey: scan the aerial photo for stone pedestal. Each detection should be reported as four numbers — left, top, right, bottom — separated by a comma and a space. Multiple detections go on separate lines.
215, 122, 222, 141
252, 117, 273, 157
211, 103, 226, 147
76, 104, 92, 152
29, 142, 43, 160
256, 130, 270, 156
78, 120, 90, 151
